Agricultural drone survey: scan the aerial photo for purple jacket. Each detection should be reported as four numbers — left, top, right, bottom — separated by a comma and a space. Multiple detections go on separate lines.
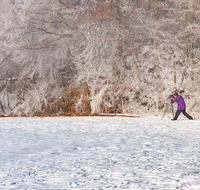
171, 95, 186, 110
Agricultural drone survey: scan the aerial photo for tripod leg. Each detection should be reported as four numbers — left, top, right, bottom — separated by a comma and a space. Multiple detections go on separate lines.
161, 103, 169, 120
171, 102, 174, 118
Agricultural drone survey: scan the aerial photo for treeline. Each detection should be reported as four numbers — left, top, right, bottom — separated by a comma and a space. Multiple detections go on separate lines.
0, 0, 200, 117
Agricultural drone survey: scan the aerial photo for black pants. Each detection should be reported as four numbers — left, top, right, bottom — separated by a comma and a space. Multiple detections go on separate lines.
174, 109, 193, 120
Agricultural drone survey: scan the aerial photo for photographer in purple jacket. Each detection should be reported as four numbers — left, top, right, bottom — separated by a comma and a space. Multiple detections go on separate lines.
170, 92, 193, 121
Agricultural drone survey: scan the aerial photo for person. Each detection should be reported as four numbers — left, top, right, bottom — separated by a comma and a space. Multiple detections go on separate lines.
170, 92, 193, 120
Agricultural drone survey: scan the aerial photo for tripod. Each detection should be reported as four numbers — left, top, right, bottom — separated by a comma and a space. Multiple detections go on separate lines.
161, 99, 174, 120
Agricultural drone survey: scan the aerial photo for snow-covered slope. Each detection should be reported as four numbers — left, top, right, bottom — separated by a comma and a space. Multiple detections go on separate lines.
0, 116, 200, 189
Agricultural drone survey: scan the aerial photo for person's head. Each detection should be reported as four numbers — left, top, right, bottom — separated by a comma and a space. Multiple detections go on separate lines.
173, 92, 178, 98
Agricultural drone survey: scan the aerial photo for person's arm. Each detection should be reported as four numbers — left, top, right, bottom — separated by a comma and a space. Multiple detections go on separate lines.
170, 95, 176, 102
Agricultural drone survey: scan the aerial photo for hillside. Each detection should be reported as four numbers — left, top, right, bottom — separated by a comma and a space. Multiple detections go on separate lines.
0, 0, 200, 117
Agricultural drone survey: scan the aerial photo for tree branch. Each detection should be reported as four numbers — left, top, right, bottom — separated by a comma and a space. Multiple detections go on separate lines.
58, 0, 70, 8
0, 54, 12, 66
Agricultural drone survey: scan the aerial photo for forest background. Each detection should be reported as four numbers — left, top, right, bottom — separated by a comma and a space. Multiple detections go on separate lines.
1, 0, 200, 118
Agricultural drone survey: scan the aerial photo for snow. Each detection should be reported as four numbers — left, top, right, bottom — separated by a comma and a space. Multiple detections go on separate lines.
0, 116, 200, 190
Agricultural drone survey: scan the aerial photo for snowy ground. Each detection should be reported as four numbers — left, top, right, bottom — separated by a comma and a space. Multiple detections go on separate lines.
0, 116, 200, 190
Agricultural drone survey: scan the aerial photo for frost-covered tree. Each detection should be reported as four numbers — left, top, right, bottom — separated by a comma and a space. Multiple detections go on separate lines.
0, 0, 78, 116
131, 0, 200, 116
1, 0, 200, 117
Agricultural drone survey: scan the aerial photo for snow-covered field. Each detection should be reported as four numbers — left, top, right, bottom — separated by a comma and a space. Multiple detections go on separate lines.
0, 116, 200, 190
